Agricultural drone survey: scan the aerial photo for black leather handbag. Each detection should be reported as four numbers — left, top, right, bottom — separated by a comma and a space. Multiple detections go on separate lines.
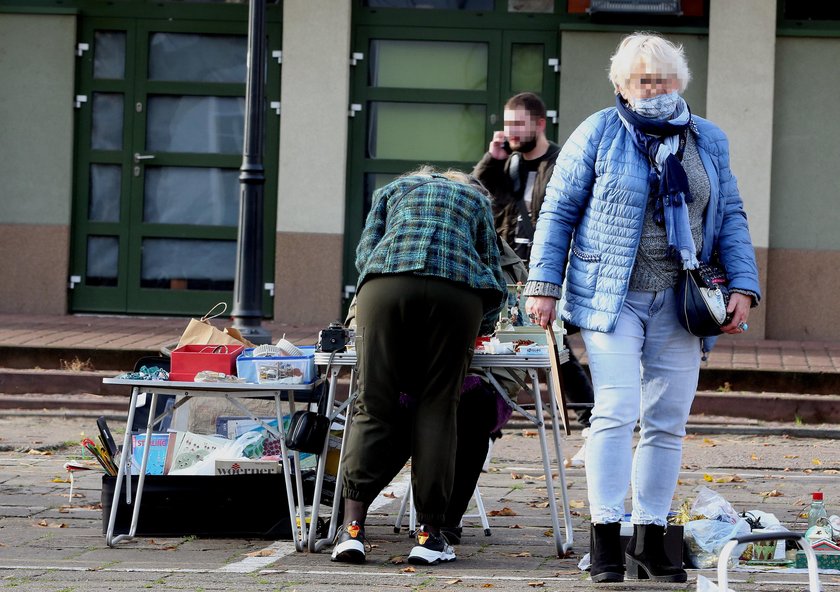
285, 355, 333, 454
676, 262, 732, 337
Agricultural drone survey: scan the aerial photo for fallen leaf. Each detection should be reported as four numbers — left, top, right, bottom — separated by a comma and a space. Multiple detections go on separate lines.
445, 578, 462, 585
527, 582, 545, 588
569, 499, 586, 509
702, 438, 717, 447
401, 566, 416, 573
28, 449, 51, 456
812, 458, 822, 466
715, 474, 744, 483
703, 473, 714, 482
510, 472, 523, 480
760, 489, 783, 497
750, 454, 759, 461
543, 529, 554, 537
522, 430, 538, 438
784, 454, 799, 459
34, 520, 66, 528
529, 501, 550, 509
389, 555, 406, 564
509, 524, 522, 529
823, 469, 839, 474
51, 477, 71, 483
508, 551, 531, 557
245, 549, 275, 557
481, 584, 494, 588
488, 507, 517, 517
382, 491, 397, 498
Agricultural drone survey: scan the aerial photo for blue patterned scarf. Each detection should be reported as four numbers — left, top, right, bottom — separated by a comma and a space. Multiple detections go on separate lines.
615, 94, 699, 270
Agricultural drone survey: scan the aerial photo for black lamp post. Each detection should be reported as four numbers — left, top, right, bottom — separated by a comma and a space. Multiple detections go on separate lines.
231, 0, 272, 345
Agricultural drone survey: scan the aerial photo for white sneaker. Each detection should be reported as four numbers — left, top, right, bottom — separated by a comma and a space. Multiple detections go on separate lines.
566, 427, 588, 468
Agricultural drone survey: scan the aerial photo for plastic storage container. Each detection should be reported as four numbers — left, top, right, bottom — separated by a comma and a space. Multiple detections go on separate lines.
169, 344, 245, 382
236, 346, 316, 384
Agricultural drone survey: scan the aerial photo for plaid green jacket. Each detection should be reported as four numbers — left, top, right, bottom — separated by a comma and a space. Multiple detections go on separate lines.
356, 174, 506, 334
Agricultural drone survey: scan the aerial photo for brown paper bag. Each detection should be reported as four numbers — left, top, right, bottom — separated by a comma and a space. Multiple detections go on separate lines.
176, 302, 256, 349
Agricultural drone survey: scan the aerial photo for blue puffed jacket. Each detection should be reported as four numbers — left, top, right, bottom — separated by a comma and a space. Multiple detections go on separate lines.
528, 106, 762, 338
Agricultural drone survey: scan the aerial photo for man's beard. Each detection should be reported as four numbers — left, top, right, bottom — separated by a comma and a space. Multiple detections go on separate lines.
511, 136, 537, 154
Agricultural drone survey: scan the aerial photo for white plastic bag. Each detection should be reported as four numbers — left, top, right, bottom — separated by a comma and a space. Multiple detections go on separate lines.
169, 431, 263, 476
684, 487, 751, 568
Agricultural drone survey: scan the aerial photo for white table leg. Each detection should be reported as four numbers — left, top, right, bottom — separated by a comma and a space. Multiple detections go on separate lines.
527, 369, 573, 556
311, 368, 358, 552
106, 387, 139, 547
543, 368, 575, 554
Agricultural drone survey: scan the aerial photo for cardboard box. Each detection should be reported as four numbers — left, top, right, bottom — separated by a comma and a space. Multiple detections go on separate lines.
214, 459, 281, 475
795, 550, 840, 570
169, 344, 244, 382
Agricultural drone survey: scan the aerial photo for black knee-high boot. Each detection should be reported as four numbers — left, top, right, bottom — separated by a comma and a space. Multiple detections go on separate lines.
625, 524, 687, 582
589, 522, 624, 583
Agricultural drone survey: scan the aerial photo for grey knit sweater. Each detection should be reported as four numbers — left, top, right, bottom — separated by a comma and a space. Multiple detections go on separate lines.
628, 132, 710, 291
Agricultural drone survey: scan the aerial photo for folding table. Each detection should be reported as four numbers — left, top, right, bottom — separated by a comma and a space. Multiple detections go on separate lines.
100, 378, 318, 550
306, 348, 575, 557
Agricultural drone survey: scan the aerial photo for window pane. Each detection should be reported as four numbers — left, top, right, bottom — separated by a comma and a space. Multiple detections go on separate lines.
144, 166, 239, 226
146, 96, 245, 154
509, 0, 554, 12
91, 93, 124, 151
368, 102, 485, 161
363, 0, 493, 9
141, 238, 236, 290
89, 164, 121, 222
87, 236, 119, 287
94, 31, 126, 80
149, 33, 247, 83
370, 40, 487, 90
511, 43, 544, 92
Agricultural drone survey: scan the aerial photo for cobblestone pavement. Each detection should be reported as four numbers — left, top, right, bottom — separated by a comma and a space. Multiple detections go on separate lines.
1, 411, 839, 592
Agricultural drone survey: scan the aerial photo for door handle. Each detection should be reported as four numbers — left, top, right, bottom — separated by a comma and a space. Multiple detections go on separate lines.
133, 153, 155, 164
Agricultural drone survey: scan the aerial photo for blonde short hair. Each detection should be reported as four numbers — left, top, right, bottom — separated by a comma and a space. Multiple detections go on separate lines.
608, 32, 691, 94
402, 165, 490, 197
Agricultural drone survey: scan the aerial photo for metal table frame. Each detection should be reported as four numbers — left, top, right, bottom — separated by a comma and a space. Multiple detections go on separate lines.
100, 378, 318, 550
305, 350, 575, 557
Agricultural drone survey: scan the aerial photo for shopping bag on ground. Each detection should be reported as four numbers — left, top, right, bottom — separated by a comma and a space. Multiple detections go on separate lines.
684, 486, 751, 568
177, 302, 255, 349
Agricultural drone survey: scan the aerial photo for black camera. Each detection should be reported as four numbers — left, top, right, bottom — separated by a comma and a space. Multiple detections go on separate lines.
318, 322, 349, 353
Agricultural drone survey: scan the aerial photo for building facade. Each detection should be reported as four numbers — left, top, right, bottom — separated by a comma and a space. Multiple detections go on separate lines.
1, 0, 838, 341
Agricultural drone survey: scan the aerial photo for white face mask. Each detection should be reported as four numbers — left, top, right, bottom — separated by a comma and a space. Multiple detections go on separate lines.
632, 91, 680, 119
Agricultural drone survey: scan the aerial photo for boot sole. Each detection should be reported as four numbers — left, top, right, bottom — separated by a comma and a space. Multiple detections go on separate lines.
625, 555, 687, 582
590, 571, 624, 583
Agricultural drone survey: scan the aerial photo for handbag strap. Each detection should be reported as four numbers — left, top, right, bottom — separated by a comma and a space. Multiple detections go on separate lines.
314, 350, 338, 415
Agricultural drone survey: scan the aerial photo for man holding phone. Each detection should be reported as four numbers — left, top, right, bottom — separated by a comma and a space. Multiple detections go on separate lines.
473, 92, 594, 441
472, 92, 560, 264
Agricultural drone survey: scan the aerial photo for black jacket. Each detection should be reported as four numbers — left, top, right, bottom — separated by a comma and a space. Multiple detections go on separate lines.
472, 141, 561, 262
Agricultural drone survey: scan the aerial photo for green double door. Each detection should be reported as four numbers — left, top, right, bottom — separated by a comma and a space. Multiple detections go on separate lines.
344, 26, 559, 296
70, 18, 280, 316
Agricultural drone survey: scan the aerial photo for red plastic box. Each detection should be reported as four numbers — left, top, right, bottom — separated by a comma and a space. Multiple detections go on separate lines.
169, 344, 244, 382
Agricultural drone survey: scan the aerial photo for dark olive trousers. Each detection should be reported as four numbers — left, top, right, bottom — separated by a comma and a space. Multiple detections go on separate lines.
342, 274, 484, 526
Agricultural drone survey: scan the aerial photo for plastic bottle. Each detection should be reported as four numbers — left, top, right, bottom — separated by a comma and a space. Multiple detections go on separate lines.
807, 492, 829, 529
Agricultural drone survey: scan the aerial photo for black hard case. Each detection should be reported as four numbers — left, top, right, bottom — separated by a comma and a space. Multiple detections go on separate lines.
101, 474, 315, 539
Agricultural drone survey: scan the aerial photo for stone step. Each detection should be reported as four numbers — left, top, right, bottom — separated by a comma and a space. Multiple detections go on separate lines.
2, 388, 839, 423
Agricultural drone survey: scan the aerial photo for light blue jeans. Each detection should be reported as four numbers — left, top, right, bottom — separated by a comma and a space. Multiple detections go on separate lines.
581, 289, 701, 526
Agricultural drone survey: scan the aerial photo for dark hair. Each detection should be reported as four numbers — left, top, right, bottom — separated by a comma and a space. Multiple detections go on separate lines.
504, 92, 547, 120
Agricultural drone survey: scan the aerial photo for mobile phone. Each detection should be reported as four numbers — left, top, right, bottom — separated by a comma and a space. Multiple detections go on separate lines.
502, 140, 513, 154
